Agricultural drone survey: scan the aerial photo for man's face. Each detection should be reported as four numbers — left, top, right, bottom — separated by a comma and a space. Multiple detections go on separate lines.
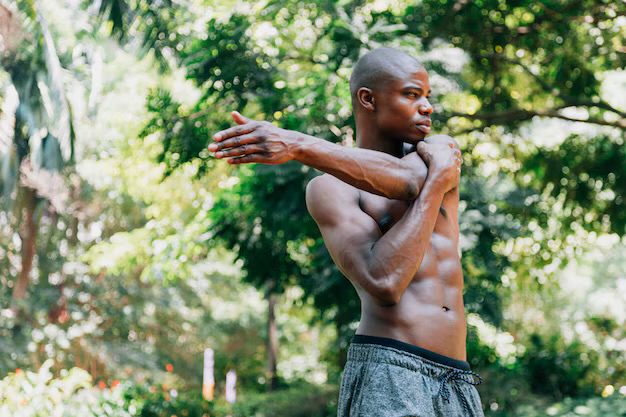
374, 67, 433, 144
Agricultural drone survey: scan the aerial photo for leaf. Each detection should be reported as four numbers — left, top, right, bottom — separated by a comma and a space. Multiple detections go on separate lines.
37, 9, 73, 163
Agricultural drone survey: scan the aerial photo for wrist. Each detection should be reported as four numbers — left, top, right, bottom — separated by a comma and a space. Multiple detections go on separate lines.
290, 133, 316, 162
423, 172, 448, 195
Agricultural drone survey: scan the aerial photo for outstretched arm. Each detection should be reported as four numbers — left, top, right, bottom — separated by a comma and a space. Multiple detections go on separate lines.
209, 112, 427, 200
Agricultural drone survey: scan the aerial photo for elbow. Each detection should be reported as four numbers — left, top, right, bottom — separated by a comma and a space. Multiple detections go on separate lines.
370, 278, 402, 306
402, 182, 420, 201
365, 259, 404, 305
400, 167, 427, 201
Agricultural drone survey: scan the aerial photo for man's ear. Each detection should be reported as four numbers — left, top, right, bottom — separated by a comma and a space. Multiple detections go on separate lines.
357, 87, 375, 112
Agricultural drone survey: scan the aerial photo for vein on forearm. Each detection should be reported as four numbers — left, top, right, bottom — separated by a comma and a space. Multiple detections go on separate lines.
296, 135, 422, 200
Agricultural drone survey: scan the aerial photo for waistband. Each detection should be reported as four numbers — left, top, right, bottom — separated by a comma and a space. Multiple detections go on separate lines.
350, 334, 471, 372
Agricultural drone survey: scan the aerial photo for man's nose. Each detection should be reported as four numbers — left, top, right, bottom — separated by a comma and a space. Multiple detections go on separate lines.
418, 100, 433, 115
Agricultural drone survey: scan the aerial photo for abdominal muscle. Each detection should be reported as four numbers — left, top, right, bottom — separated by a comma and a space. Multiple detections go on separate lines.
354, 233, 468, 361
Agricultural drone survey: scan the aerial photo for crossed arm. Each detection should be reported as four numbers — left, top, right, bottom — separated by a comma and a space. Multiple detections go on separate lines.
210, 112, 462, 305
306, 173, 449, 305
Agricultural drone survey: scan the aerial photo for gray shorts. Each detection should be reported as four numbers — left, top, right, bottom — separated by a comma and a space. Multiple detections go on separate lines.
337, 335, 484, 417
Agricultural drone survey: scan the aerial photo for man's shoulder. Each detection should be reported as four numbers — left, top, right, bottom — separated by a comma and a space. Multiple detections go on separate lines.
306, 174, 358, 195
305, 174, 361, 220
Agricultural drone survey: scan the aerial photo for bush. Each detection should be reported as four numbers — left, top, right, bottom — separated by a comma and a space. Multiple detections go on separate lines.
121, 384, 214, 417
0, 363, 336, 417
512, 393, 626, 417
217, 383, 338, 417
0, 360, 131, 417
521, 334, 600, 398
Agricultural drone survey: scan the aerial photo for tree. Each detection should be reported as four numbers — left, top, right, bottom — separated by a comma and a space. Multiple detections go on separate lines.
0, 1, 76, 315
403, 0, 625, 131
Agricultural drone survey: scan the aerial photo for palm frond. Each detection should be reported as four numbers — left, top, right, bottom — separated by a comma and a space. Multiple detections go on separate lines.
0, 82, 18, 205
37, 9, 74, 163
0, 0, 76, 210
91, 0, 133, 40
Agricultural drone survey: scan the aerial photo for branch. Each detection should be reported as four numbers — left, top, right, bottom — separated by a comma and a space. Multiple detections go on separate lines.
509, 58, 626, 119
567, 100, 626, 120
448, 107, 626, 133
481, 53, 626, 120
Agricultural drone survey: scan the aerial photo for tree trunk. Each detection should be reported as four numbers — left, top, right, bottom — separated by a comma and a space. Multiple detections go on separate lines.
336, 313, 350, 370
11, 187, 37, 314
267, 281, 279, 391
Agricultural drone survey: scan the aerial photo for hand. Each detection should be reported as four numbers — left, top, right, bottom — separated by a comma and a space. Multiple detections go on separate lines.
209, 112, 299, 165
416, 140, 462, 192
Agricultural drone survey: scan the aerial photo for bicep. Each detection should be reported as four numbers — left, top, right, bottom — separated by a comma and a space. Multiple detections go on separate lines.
306, 176, 381, 287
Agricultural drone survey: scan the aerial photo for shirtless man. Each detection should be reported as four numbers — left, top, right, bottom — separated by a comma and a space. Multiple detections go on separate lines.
209, 47, 483, 416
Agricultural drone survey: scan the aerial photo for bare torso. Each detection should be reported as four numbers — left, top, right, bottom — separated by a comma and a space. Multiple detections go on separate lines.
352, 185, 466, 360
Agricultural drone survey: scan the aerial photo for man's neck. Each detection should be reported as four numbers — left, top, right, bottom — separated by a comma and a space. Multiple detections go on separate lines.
355, 123, 404, 157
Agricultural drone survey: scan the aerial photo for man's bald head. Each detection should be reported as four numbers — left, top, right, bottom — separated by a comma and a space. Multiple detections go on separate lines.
349, 47, 423, 101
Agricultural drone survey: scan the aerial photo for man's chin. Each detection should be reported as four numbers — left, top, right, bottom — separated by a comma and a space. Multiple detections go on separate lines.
403, 133, 427, 144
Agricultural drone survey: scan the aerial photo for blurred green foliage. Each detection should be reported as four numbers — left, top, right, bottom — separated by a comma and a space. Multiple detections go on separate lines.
1, 0, 625, 415
1, 363, 623, 417
514, 394, 626, 417
0, 361, 131, 417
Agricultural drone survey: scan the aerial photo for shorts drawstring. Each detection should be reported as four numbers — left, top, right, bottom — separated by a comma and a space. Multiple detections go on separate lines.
436, 368, 483, 416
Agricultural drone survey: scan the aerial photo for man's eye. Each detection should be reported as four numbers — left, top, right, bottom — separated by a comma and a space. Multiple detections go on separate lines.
407, 92, 419, 98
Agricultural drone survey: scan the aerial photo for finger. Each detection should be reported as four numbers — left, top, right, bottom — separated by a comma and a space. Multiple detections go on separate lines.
231, 111, 252, 125
209, 134, 259, 152
228, 153, 268, 164
213, 123, 257, 142
216, 144, 265, 159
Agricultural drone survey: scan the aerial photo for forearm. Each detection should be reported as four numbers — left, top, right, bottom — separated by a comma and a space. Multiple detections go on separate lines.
366, 178, 446, 303
293, 134, 425, 200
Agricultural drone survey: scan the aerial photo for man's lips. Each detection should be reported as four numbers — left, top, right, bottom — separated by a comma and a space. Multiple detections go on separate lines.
415, 122, 431, 134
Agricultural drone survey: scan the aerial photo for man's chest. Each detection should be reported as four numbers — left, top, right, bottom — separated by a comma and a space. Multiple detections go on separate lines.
358, 191, 457, 236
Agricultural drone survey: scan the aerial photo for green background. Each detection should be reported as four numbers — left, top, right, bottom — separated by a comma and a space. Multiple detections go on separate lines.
0, 0, 625, 415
